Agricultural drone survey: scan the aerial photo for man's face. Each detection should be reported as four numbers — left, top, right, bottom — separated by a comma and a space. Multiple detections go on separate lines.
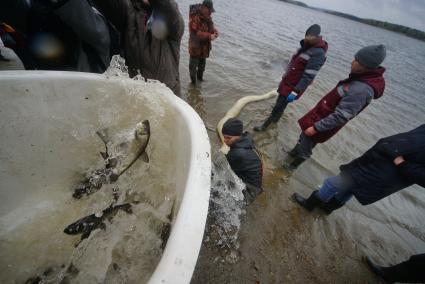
223, 135, 240, 146
304, 35, 319, 45
201, 5, 211, 17
351, 60, 367, 73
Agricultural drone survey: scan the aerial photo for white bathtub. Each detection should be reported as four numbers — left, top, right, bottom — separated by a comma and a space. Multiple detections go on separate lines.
0, 71, 211, 283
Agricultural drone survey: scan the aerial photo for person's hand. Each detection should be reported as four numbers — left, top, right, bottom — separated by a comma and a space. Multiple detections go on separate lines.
210, 33, 218, 40
286, 91, 298, 103
143, 0, 150, 5
393, 156, 405, 166
304, 126, 317, 136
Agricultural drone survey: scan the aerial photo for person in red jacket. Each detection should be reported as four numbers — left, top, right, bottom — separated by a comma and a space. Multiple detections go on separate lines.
285, 44, 387, 170
254, 24, 328, 131
188, 0, 218, 84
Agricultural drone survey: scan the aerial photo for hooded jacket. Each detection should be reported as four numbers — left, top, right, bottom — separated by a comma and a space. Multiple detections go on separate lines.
226, 132, 263, 189
278, 38, 328, 97
298, 67, 385, 143
188, 4, 216, 58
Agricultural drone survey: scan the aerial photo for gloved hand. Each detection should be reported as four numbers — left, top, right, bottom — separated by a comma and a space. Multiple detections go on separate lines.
286, 91, 298, 103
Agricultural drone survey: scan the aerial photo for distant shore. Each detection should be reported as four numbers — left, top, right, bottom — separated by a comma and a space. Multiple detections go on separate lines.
279, 0, 425, 42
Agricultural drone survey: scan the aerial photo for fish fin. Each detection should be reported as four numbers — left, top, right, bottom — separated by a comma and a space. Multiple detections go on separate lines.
96, 128, 110, 145
100, 151, 108, 160
141, 152, 149, 163
81, 231, 91, 240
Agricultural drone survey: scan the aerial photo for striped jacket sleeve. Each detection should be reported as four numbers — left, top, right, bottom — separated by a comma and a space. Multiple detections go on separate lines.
314, 81, 373, 132
294, 47, 326, 93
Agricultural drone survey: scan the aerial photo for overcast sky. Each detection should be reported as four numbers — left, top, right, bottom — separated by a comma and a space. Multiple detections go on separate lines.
301, 0, 425, 31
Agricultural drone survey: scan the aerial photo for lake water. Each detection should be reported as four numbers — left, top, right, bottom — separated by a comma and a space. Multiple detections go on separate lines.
177, 0, 425, 283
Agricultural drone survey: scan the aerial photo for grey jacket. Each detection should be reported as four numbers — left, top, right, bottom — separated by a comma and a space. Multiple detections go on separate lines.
294, 47, 327, 93
314, 81, 374, 132
93, 0, 184, 97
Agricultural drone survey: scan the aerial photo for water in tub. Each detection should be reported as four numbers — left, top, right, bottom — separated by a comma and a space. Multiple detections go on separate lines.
0, 57, 176, 284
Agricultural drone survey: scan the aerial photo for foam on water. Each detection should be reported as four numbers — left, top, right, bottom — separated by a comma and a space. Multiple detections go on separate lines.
204, 153, 246, 262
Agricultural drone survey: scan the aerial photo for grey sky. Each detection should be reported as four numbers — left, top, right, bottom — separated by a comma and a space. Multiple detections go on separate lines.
301, 0, 425, 31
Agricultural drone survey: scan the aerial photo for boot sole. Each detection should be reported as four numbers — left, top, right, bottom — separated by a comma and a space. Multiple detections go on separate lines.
291, 194, 314, 211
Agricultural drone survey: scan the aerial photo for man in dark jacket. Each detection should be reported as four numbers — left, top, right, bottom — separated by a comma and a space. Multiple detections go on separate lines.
293, 124, 425, 214
285, 44, 387, 170
365, 253, 425, 283
222, 118, 263, 204
93, 0, 184, 96
188, 0, 218, 84
254, 24, 328, 132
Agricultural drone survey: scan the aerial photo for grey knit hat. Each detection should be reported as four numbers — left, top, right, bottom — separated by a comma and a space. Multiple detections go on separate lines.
355, 44, 386, 69
305, 24, 321, 37
222, 118, 243, 136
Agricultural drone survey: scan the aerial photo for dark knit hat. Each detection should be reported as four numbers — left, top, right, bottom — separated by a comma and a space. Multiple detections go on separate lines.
202, 0, 215, 12
222, 118, 243, 136
305, 24, 321, 37
355, 44, 386, 69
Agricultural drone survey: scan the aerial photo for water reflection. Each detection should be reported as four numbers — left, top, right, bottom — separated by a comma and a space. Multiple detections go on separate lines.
185, 83, 206, 120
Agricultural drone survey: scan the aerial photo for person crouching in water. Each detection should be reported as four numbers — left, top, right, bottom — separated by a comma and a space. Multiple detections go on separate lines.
222, 118, 263, 204
188, 0, 218, 84
254, 24, 328, 131
285, 44, 387, 170
293, 124, 425, 214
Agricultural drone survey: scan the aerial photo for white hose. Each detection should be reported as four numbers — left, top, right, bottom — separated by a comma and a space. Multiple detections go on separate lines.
217, 90, 278, 154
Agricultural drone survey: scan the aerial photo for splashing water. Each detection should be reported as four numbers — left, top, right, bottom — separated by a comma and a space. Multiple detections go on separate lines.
204, 153, 246, 262
104, 55, 129, 78
0, 56, 177, 284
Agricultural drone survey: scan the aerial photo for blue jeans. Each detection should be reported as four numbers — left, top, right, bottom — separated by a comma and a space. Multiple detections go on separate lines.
317, 174, 355, 204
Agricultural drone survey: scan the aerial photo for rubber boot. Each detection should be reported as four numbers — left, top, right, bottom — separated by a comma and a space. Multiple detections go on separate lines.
197, 70, 204, 82
190, 71, 197, 84
365, 256, 393, 283
253, 115, 274, 132
244, 184, 263, 205
285, 156, 306, 170
292, 190, 321, 211
288, 147, 298, 157
320, 196, 345, 214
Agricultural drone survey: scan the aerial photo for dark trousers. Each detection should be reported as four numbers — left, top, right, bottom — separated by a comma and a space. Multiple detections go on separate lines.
382, 254, 425, 283
291, 133, 317, 159
189, 57, 206, 80
270, 95, 289, 122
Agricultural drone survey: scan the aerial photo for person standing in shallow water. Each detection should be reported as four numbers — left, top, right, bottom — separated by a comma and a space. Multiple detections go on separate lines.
285, 44, 387, 170
222, 118, 263, 204
254, 24, 328, 132
293, 124, 425, 214
188, 0, 218, 84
